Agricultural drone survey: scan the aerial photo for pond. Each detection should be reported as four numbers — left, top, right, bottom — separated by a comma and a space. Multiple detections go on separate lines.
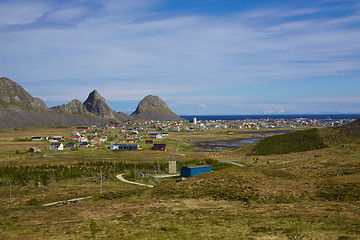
192, 138, 260, 150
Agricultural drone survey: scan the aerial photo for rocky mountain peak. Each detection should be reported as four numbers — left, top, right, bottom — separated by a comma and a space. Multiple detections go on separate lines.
137, 95, 169, 109
131, 95, 183, 121
0, 77, 48, 111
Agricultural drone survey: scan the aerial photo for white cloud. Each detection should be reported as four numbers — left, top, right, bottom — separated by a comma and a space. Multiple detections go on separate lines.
0, 0, 50, 26
199, 104, 207, 109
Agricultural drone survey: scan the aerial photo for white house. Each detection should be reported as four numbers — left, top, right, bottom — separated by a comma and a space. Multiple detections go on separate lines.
78, 136, 88, 142
199, 124, 207, 130
50, 143, 63, 151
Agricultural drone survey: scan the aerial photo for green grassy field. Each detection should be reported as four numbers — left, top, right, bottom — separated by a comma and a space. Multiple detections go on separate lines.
0, 125, 359, 239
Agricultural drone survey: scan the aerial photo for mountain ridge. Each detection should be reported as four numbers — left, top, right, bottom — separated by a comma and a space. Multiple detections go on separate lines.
0, 77, 182, 128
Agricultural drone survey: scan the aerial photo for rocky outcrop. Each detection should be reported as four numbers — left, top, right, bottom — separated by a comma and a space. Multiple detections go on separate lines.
50, 99, 89, 115
340, 117, 360, 136
131, 95, 183, 121
113, 111, 133, 122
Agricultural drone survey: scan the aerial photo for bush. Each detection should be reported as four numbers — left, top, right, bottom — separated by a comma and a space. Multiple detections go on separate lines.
27, 197, 40, 206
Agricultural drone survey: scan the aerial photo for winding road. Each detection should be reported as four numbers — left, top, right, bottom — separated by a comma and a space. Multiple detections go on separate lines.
116, 174, 154, 188
220, 160, 246, 167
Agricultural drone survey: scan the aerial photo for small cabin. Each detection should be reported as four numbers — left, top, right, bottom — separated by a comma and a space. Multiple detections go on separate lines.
28, 147, 41, 153
77, 126, 89, 130
145, 140, 153, 144
180, 165, 212, 178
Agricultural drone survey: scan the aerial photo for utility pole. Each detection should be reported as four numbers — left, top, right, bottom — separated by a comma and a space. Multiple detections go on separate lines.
157, 160, 161, 183
100, 170, 102, 194
9, 181, 12, 206
114, 161, 116, 175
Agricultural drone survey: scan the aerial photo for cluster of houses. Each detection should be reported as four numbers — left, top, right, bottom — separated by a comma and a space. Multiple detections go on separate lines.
29, 126, 108, 151
106, 130, 168, 151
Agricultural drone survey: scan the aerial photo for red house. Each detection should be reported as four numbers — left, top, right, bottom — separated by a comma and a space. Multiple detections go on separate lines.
145, 140, 153, 144
152, 144, 166, 151
148, 132, 159, 136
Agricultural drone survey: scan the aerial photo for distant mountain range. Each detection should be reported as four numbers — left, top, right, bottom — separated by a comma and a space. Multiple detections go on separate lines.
0, 77, 183, 128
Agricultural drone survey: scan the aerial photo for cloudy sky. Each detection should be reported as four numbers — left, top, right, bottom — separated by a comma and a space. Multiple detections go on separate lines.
1, 0, 360, 115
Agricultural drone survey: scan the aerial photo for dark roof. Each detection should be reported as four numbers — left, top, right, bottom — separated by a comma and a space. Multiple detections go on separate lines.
153, 144, 166, 146
50, 142, 62, 147
184, 165, 211, 169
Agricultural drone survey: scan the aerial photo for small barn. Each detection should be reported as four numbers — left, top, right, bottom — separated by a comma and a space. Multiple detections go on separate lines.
181, 165, 212, 178
152, 144, 166, 151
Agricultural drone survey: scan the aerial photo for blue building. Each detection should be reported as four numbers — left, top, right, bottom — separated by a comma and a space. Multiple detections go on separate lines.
180, 165, 212, 177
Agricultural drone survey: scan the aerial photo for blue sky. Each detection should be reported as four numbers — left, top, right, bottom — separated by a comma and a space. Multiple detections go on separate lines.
1, 0, 359, 115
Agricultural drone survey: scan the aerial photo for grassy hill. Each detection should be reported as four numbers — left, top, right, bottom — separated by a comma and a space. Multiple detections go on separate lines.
248, 128, 327, 155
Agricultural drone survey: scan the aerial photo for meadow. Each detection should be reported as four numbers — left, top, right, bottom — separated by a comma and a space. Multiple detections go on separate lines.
0, 124, 359, 239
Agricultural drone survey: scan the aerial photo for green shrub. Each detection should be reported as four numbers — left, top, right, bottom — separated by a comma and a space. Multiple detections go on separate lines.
89, 219, 98, 239
316, 183, 360, 201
